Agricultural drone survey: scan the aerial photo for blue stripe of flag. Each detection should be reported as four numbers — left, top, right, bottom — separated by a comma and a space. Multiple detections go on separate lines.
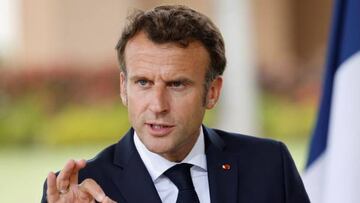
306, 0, 360, 167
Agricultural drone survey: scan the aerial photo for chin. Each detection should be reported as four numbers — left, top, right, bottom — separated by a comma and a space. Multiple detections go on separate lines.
144, 140, 172, 155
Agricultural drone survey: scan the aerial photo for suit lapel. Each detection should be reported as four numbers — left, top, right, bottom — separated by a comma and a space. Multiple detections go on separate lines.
111, 129, 162, 203
204, 127, 239, 203
108, 127, 238, 203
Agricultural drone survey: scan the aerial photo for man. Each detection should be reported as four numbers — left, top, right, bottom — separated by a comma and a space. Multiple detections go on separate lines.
42, 5, 310, 203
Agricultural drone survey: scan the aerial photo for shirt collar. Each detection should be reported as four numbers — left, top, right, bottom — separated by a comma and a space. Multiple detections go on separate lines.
133, 127, 207, 182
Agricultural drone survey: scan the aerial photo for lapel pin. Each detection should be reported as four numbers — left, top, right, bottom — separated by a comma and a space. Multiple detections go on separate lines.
222, 163, 231, 170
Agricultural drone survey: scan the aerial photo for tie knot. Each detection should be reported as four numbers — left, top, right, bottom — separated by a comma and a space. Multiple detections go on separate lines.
164, 163, 194, 191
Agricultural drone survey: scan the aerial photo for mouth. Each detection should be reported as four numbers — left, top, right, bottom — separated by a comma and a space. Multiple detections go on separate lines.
145, 123, 175, 136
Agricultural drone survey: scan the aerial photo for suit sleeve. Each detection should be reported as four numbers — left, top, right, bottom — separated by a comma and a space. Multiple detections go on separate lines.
279, 142, 311, 203
41, 179, 48, 203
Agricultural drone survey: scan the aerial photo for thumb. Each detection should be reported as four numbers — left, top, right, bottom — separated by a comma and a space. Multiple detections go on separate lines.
102, 196, 117, 203
78, 178, 106, 202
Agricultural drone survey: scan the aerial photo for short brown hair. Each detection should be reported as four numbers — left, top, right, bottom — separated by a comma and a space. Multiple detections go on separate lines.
115, 5, 226, 85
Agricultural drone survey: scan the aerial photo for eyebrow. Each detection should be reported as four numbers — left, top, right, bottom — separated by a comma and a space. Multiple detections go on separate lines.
129, 75, 149, 82
166, 77, 194, 85
129, 75, 194, 84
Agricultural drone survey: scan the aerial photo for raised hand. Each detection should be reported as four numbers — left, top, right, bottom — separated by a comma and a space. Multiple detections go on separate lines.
46, 159, 116, 203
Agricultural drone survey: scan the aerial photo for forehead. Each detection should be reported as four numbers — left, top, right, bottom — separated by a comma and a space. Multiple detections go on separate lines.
124, 32, 210, 72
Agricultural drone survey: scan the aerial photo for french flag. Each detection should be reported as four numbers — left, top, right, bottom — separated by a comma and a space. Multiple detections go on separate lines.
304, 0, 360, 202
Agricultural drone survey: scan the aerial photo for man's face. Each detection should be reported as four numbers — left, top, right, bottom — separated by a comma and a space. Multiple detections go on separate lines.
120, 32, 222, 161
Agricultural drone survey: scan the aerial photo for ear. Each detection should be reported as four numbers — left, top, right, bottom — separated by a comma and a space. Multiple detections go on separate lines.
119, 72, 128, 106
206, 76, 223, 109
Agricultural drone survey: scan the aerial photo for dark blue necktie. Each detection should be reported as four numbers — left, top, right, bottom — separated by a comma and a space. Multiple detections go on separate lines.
164, 163, 200, 203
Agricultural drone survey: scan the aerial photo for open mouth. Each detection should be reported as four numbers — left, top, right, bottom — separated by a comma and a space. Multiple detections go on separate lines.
146, 123, 175, 136
149, 124, 172, 129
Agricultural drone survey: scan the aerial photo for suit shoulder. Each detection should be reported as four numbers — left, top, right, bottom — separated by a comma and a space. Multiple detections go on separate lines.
211, 128, 285, 154
72, 142, 117, 180
84, 143, 117, 168
212, 128, 281, 145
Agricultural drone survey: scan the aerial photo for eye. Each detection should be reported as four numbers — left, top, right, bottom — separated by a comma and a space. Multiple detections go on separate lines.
136, 79, 149, 87
170, 81, 183, 87
168, 81, 186, 90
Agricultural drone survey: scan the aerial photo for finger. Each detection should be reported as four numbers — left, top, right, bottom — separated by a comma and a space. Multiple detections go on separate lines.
56, 159, 76, 192
76, 159, 86, 169
78, 178, 106, 202
47, 172, 60, 202
102, 196, 117, 203
69, 159, 86, 186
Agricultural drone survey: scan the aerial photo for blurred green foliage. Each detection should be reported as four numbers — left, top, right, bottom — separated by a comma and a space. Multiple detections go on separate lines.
260, 93, 316, 141
0, 95, 45, 145
39, 103, 130, 145
0, 67, 127, 146
0, 96, 129, 146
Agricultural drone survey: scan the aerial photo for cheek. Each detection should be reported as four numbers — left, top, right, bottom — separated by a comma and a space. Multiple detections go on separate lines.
173, 95, 205, 121
127, 96, 146, 121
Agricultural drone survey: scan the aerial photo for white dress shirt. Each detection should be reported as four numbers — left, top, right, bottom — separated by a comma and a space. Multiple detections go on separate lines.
134, 127, 210, 203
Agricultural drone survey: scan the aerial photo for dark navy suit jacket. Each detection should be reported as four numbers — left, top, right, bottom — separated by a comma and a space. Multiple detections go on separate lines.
41, 126, 310, 203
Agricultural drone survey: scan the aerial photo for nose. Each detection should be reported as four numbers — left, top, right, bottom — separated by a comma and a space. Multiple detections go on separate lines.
148, 85, 169, 114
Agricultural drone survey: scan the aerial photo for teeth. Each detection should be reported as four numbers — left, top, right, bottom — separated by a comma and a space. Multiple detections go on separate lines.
151, 124, 168, 129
